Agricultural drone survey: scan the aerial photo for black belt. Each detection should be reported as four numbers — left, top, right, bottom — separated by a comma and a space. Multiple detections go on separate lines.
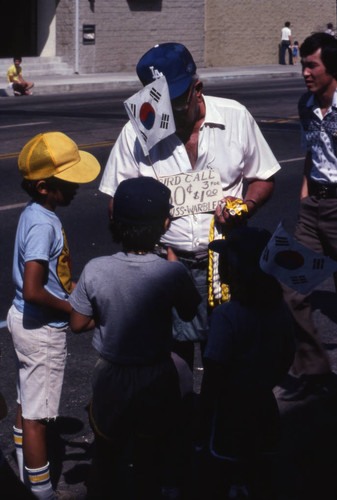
174, 249, 208, 269
174, 249, 208, 260
310, 181, 337, 199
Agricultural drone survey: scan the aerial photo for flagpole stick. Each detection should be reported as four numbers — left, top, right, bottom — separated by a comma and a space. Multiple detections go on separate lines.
147, 154, 160, 181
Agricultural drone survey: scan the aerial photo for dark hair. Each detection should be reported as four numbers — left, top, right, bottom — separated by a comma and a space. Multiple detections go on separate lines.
110, 218, 167, 253
13, 56, 22, 62
327, 23, 333, 29
285, 21, 290, 27
21, 176, 71, 200
300, 32, 337, 78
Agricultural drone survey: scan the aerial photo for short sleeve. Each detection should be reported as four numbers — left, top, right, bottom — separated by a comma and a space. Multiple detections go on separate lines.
69, 265, 94, 317
99, 122, 141, 197
241, 108, 280, 181
24, 224, 56, 263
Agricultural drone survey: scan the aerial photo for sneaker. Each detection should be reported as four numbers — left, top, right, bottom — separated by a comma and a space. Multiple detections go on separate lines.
13, 90, 21, 96
228, 484, 249, 499
279, 374, 335, 401
25, 91, 32, 95
54, 490, 77, 500
161, 486, 180, 499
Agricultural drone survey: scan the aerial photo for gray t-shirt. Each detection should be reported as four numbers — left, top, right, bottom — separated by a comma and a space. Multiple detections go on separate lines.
69, 252, 201, 364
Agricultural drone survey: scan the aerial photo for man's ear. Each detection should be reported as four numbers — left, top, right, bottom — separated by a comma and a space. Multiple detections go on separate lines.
195, 81, 203, 96
163, 217, 171, 231
36, 180, 48, 195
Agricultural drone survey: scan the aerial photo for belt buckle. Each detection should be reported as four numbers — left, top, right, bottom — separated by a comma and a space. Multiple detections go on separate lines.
318, 185, 329, 198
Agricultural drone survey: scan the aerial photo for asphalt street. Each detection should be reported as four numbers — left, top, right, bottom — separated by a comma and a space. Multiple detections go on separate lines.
1, 76, 337, 499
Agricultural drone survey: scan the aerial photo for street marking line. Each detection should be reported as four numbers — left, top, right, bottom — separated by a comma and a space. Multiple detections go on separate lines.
0, 140, 115, 161
259, 117, 299, 124
279, 157, 305, 164
0, 202, 27, 211
0, 122, 51, 130
0, 157, 306, 212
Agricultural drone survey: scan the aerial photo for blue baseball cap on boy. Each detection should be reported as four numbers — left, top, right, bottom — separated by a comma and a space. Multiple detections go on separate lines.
113, 177, 173, 225
209, 227, 271, 273
136, 43, 197, 99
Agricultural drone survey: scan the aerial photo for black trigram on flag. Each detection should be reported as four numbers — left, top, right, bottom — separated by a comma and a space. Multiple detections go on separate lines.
290, 275, 308, 285
130, 103, 137, 118
150, 88, 161, 103
275, 236, 289, 247
312, 258, 324, 270
140, 131, 148, 142
160, 113, 170, 129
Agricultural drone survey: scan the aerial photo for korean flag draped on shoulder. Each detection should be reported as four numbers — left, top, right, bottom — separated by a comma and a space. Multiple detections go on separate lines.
124, 76, 176, 157
260, 221, 337, 295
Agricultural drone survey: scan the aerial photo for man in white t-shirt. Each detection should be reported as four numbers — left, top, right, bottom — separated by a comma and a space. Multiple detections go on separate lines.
99, 43, 281, 367
281, 21, 293, 65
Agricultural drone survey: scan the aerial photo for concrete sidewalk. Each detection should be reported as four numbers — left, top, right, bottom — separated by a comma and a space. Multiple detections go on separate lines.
1, 64, 302, 96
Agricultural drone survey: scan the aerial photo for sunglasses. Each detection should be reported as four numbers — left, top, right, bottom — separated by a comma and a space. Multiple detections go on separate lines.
171, 84, 195, 112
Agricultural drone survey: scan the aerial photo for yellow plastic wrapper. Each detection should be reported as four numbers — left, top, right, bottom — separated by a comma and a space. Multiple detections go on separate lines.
208, 198, 248, 308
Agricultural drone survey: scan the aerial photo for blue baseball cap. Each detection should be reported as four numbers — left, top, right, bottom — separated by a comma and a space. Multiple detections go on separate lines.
209, 227, 271, 273
113, 177, 173, 225
136, 43, 197, 99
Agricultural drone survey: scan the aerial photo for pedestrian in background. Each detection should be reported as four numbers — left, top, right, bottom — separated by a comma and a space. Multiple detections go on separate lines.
292, 41, 300, 64
7, 56, 34, 96
325, 23, 335, 37
280, 21, 293, 65
281, 32, 337, 400
7, 132, 100, 499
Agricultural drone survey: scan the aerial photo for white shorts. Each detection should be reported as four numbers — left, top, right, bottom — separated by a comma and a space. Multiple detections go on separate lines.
7, 305, 67, 420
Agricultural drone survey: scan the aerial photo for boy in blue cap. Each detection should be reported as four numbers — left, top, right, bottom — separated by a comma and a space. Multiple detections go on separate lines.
196, 227, 295, 499
69, 176, 201, 499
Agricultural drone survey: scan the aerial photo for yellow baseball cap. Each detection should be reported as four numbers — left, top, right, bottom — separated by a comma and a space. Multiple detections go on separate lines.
18, 132, 101, 183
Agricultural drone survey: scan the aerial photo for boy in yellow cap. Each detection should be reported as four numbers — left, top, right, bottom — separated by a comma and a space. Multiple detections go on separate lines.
6, 132, 100, 499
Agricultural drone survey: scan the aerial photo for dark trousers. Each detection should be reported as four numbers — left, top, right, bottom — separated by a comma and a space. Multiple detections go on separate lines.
280, 41, 293, 65
282, 196, 337, 375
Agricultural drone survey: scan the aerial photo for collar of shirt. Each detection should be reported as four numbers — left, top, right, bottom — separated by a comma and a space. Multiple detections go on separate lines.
200, 95, 227, 131
306, 88, 337, 119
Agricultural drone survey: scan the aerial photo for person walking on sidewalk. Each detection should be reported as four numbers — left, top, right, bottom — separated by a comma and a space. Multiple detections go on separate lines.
99, 42, 281, 369
7, 56, 34, 96
281, 32, 337, 400
325, 23, 335, 37
280, 22, 293, 65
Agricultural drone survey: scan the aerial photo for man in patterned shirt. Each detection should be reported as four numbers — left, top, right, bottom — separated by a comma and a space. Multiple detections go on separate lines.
281, 32, 337, 400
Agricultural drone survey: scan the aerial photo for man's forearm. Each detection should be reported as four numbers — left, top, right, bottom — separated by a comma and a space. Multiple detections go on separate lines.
243, 177, 275, 214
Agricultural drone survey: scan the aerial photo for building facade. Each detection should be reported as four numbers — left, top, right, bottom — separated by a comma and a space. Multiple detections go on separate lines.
205, 0, 337, 66
1, 0, 336, 73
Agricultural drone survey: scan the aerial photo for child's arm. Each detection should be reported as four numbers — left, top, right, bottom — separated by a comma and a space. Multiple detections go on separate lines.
70, 310, 95, 333
23, 260, 71, 314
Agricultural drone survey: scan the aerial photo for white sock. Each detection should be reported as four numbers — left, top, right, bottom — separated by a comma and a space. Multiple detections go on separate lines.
13, 426, 30, 485
25, 462, 56, 500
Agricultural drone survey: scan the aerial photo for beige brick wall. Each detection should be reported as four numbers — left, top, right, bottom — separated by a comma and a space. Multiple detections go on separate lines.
56, 0, 337, 72
56, 0, 205, 73
205, 0, 336, 66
